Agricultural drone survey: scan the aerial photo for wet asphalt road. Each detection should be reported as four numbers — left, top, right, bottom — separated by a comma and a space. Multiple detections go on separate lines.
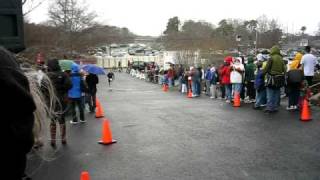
28, 72, 320, 180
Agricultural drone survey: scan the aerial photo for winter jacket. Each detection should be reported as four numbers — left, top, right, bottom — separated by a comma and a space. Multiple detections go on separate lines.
205, 68, 213, 81
191, 68, 200, 82
230, 63, 244, 83
107, 72, 114, 79
254, 69, 265, 91
86, 73, 99, 94
47, 59, 72, 98
210, 71, 218, 85
0, 47, 36, 179
245, 57, 256, 82
167, 68, 175, 79
289, 53, 302, 70
263, 46, 286, 75
220, 65, 231, 85
68, 64, 82, 98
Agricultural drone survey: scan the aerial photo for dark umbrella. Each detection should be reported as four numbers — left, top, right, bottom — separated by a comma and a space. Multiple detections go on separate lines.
82, 64, 106, 75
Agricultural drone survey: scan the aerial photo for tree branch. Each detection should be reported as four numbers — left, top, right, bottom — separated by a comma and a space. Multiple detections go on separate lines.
23, 0, 47, 16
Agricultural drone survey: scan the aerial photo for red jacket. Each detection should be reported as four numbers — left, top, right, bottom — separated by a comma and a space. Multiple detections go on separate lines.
219, 56, 233, 85
220, 65, 231, 85
167, 69, 175, 78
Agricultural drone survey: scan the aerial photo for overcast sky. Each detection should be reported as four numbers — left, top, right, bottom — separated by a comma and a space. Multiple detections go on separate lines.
25, 0, 320, 36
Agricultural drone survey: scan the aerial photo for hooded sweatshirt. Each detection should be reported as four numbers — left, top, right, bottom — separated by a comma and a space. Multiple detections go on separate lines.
0, 47, 36, 178
47, 59, 72, 98
289, 53, 303, 70
230, 58, 245, 83
68, 63, 82, 98
263, 46, 286, 75
220, 56, 232, 85
245, 56, 256, 82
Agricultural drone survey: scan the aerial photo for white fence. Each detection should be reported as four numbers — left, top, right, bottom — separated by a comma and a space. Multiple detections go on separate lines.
96, 55, 164, 69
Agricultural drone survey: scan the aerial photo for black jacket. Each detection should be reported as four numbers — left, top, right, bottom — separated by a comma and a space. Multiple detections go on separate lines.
0, 47, 36, 178
85, 73, 99, 93
47, 59, 72, 98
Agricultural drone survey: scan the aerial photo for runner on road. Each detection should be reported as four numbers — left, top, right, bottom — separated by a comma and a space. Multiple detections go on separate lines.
107, 71, 115, 87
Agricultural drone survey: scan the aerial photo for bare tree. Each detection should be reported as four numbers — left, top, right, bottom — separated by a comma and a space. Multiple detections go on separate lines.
48, 0, 96, 33
257, 15, 269, 33
22, 0, 47, 16
48, 0, 97, 51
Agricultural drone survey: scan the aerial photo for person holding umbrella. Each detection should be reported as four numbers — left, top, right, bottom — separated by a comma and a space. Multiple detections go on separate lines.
69, 64, 86, 124
82, 64, 105, 112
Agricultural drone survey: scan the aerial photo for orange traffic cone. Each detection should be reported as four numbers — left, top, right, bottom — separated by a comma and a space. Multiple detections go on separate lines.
163, 84, 168, 92
187, 89, 193, 98
300, 98, 312, 121
95, 99, 104, 118
98, 119, 117, 145
80, 171, 90, 180
233, 92, 241, 107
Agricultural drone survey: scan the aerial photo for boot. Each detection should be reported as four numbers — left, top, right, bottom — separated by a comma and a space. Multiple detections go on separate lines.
60, 123, 67, 145
50, 123, 57, 148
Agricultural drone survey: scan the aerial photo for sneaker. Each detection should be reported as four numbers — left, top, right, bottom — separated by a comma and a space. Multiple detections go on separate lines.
264, 109, 271, 114
292, 105, 298, 110
260, 104, 266, 107
226, 100, 231, 103
286, 106, 294, 110
62, 139, 67, 145
70, 121, 79, 125
253, 106, 262, 110
250, 99, 256, 103
80, 120, 86, 123
50, 141, 56, 148
210, 96, 214, 99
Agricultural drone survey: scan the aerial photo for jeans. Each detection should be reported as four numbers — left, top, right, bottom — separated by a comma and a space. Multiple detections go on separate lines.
220, 84, 225, 98
196, 80, 201, 95
168, 78, 173, 87
232, 83, 242, 95
178, 76, 182, 91
225, 84, 232, 100
205, 80, 211, 95
70, 98, 84, 122
266, 87, 281, 111
88, 93, 96, 112
192, 81, 197, 95
255, 88, 267, 107
192, 80, 201, 96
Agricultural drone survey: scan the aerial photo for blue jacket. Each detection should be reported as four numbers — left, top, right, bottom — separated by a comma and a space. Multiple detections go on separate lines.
68, 64, 82, 98
254, 69, 265, 90
210, 71, 218, 85
205, 69, 213, 81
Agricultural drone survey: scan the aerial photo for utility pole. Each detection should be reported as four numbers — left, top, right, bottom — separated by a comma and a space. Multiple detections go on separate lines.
255, 29, 258, 54
236, 35, 241, 56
